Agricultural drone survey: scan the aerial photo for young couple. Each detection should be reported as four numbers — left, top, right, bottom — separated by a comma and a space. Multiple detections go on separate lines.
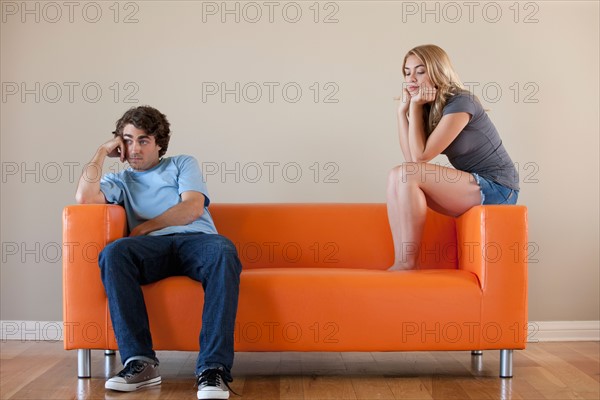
75, 44, 518, 399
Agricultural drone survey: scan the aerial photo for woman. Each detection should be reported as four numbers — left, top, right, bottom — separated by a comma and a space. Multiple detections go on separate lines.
387, 44, 519, 271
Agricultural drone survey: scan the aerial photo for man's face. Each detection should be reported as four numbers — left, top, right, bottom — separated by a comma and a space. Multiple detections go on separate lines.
122, 124, 162, 171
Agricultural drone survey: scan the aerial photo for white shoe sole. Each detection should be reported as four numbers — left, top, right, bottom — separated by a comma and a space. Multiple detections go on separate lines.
197, 388, 230, 399
105, 376, 161, 392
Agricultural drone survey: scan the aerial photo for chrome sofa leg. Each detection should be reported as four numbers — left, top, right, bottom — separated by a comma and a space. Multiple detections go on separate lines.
104, 350, 115, 356
470, 351, 484, 373
499, 349, 513, 378
78, 349, 91, 378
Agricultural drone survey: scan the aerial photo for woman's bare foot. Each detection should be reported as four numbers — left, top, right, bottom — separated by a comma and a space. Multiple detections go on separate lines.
387, 264, 415, 271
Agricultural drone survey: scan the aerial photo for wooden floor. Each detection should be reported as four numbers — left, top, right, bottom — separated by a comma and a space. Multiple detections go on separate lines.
1, 341, 598, 399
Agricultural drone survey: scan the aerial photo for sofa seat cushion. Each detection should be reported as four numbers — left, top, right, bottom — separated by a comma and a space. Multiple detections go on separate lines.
141, 268, 483, 352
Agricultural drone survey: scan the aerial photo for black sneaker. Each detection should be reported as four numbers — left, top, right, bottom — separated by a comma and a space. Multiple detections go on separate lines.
105, 360, 161, 392
196, 368, 235, 399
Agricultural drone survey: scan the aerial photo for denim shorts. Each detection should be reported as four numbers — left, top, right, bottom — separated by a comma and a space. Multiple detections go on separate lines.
472, 173, 519, 205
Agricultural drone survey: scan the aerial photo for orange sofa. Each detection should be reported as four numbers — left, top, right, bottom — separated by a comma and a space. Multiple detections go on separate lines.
62, 203, 528, 378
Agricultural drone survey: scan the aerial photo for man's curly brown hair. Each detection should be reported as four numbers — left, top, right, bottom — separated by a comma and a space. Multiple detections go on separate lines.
113, 106, 171, 157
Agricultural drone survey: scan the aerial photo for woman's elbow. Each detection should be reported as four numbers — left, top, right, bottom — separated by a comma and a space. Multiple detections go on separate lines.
412, 154, 429, 163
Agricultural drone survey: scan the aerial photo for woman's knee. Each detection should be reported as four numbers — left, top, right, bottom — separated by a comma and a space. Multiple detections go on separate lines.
389, 162, 422, 186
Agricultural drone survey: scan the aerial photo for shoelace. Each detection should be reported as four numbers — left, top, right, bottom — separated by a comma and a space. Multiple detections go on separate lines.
197, 369, 239, 396
118, 361, 146, 378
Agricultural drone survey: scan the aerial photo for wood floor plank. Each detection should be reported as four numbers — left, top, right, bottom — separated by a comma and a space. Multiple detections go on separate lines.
385, 376, 434, 400
559, 342, 600, 383
0, 342, 65, 399
430, 376, 471, 400
0, 341, 35, 360
1, 341, 598, 399
504, 378, 544, 400
564, 341, 600, 360
350, 376, 396, 399
372, 352, 440, 376
280, 375, 304, 400
521, 343, 600, 395
303, 375, 358, 400
239, 375, 281, 399
517, 365, 572, 398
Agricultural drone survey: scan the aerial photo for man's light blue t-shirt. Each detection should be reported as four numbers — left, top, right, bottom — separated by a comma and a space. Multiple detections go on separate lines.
100, 155, 218, 236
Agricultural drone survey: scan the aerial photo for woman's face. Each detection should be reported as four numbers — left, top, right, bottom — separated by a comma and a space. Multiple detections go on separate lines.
403, 54, 435, 96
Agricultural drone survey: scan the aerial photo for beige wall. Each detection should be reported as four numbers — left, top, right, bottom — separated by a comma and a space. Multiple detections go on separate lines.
1, 1, 598, 323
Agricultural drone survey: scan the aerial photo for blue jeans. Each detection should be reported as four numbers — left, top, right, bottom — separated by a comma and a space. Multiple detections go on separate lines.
98, 232, 242, 379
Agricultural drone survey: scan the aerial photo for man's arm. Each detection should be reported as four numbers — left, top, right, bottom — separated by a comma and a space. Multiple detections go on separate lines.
128, 191, 206, 237
75, 137, 125, 204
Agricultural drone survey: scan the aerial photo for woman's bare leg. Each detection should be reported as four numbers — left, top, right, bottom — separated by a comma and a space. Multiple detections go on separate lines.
386, 162, 481, 270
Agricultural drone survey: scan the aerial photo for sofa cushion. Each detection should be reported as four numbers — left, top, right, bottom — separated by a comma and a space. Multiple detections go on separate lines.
141, 268, 482, 352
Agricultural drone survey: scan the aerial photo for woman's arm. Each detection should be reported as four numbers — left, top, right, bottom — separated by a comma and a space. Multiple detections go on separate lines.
397, 111, 413, 162
409, 109, 470, 163
407, 89, 471, 163
396, 88, 413, 162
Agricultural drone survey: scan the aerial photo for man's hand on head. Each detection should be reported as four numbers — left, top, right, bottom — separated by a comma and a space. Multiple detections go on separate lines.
101, 136, 126, 163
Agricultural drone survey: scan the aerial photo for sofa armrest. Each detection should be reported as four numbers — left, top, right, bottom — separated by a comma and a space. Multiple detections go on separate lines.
62, 204, 126, 349
456, 205, 528, 290
456, 205, 529, 347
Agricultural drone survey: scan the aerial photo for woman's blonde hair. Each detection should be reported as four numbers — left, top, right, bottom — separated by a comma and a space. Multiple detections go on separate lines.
403, 44, 465, 135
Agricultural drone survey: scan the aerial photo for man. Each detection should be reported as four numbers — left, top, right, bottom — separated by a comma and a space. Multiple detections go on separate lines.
76, 105, 242, 399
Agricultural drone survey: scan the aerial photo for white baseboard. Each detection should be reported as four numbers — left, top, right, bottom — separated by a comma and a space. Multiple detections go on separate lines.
1, 320, 599, 343
526, 321, 600, 342
1, 321, 63, 342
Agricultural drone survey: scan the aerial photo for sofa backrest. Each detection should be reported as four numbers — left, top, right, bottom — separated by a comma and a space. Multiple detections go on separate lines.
210, 203, 458, 270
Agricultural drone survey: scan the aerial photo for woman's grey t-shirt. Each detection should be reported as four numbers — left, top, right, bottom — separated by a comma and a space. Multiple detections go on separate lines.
441, 93, 519, 190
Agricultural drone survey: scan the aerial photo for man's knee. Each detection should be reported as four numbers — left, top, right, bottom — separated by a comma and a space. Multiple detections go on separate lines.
98, 238, 134, 275
200, 235, 241, 267
99, 237, 124, 260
